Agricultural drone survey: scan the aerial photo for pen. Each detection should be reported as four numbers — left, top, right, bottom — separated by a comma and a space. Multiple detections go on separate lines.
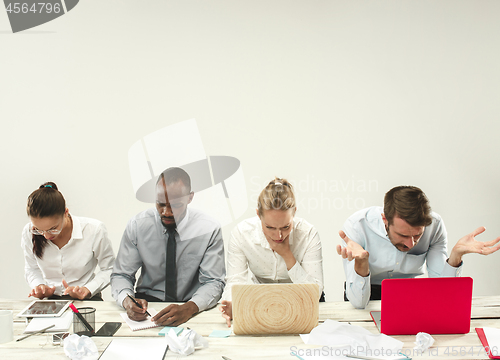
17, 324, 55, 342
162, 344, 169, 360
127, 294, 151, 317
222, 357, 232, 360
346, 354, 411, 360
69, 303, 94, 333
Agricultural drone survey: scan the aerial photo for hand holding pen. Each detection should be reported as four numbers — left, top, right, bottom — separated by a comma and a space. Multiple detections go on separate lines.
124, 294, 150, 321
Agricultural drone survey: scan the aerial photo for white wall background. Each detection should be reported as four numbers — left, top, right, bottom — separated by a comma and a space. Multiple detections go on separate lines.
1, 0, 499, 302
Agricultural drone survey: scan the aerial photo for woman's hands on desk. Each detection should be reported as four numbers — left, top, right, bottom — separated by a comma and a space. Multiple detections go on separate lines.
62, 279, 91, 300
28, 284, 56, 299
219, 300, 232, 327
28, 280, 91, 300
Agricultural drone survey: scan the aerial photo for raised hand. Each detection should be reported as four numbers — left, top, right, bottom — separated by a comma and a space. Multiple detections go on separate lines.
336, 230, 370, 277
448, 227, 500, 267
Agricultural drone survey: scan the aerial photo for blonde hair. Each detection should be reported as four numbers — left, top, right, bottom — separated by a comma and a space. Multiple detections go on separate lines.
257, 177, 296, 216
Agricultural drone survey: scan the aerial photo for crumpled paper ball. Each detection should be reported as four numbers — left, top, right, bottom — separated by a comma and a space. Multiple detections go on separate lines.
63, 334, 99, 360
164, 328, 208, 356
414, 332, 435, 351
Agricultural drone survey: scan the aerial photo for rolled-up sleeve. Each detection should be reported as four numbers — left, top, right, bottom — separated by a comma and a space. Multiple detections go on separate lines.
343, 220, 371, 309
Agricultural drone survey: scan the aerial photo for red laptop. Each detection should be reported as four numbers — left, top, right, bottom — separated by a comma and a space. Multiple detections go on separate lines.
370, 277, 473, 335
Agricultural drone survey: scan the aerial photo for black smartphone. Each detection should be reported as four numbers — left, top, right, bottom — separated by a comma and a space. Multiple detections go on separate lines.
93, 322, 122, 337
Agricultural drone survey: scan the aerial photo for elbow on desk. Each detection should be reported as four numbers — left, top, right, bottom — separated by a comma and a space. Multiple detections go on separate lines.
346, 294, 368, 310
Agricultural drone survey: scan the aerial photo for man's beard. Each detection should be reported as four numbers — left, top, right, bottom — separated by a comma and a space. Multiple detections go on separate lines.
161, 216, 177, 230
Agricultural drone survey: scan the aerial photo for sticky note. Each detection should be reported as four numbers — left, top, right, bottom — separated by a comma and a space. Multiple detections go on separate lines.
209, 329, 232, 338
158, 326, 183, 336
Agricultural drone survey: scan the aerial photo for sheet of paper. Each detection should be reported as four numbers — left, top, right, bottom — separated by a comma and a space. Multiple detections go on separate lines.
24, 311, 72, 333
120, 308, 160, 331
301, 319, 403, 353
483, 327, 500, 347
99, 337, 168, 360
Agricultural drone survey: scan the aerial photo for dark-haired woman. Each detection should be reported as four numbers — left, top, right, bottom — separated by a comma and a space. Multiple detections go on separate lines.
21, 182, 115, 300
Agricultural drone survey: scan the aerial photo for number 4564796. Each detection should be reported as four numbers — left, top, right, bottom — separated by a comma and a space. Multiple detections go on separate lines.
6, 3, 62, 14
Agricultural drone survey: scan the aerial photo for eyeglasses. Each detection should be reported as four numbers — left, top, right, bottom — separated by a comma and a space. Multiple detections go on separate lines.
30, 219, 64, 236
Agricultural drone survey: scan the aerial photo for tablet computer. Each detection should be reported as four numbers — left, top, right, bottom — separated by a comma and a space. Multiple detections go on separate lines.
17, 300, 71, 318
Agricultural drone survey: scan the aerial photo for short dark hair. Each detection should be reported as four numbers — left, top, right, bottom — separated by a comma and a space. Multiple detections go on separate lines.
157, 167, 191, 192
384, 185, 433, 227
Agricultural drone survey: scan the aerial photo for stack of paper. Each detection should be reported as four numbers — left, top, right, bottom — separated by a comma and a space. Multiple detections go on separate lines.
24, 311, 72, 333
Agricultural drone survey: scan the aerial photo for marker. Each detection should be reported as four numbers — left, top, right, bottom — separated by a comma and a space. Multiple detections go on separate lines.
127, 294, 151, 317
17, 324, 55, 342
68, 303, 94, 333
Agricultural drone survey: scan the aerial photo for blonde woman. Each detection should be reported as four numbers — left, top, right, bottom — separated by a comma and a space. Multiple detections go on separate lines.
219, 178, 324, 327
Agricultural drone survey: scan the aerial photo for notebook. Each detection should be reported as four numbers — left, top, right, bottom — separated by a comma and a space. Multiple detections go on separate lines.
120, 308, 161, 331
476, 327, 500, 359
370, 277, 473, 335
232, 283, 319, 335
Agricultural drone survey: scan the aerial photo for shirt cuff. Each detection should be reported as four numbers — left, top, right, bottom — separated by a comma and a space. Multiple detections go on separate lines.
84, 280, 99, 297
287, 261, 309, 283
443, 259, 463, 277
350, 270, 370, 290
117, 289, 134, 308
190, 292, 220, 312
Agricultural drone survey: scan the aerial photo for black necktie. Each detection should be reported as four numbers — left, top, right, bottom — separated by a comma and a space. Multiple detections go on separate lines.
165, 228, 177, 302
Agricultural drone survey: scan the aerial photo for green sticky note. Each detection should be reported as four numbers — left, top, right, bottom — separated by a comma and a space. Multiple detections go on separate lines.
158, 326, 183, 336
209, 329, 232, 338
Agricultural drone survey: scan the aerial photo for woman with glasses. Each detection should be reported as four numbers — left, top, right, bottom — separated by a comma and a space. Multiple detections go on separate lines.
21, 182, 115, 300
219, 178, 324, 327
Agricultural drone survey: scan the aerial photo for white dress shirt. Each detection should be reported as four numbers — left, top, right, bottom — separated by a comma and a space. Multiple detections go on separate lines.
21, 215, 115, 297
222, 216, 324, 301
342, 206, 462, 309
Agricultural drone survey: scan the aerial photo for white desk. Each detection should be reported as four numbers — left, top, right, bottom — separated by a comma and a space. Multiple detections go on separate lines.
1, 297, 499, 359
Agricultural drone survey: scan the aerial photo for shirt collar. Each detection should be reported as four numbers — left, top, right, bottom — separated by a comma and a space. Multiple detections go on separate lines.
70, 214, 82, 240
176, 208, 189, 234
